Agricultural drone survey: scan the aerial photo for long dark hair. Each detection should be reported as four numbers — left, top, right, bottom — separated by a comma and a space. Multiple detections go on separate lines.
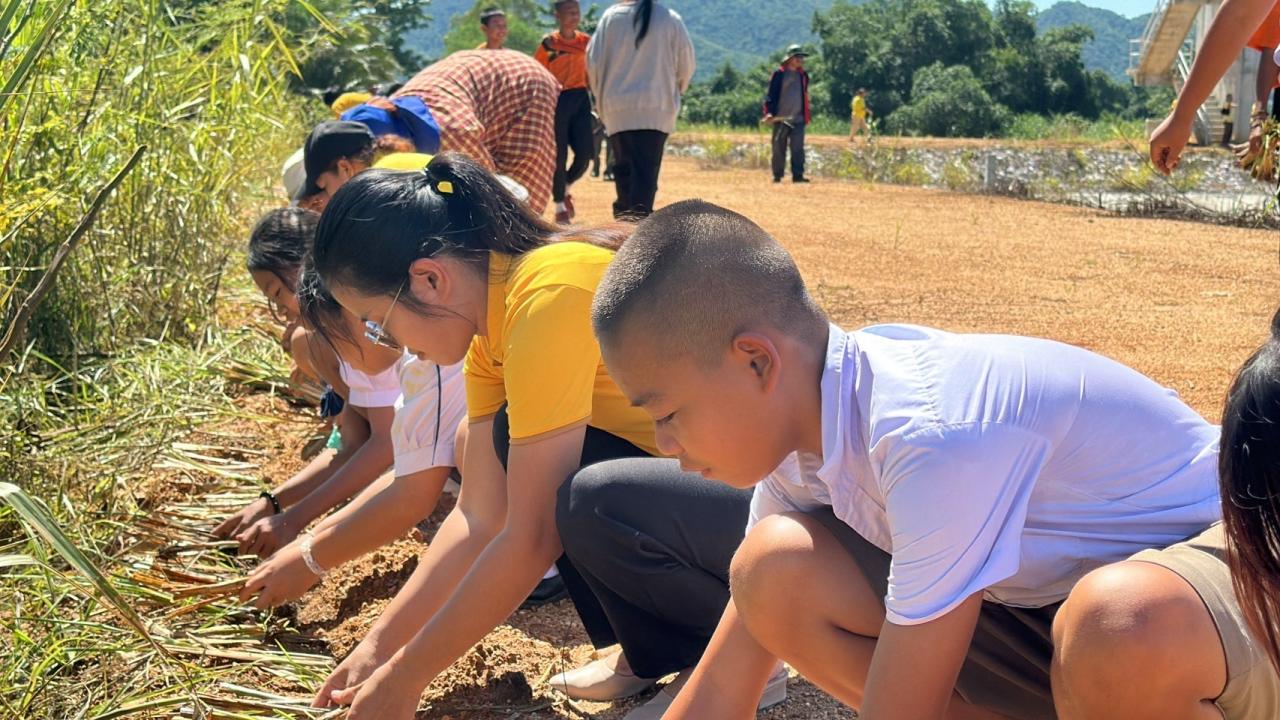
311, 152, 627, 318
247, 207, 318, 287
1220, 306, 1280, 673
297, 264, 356, 352
633, 0, 653, 46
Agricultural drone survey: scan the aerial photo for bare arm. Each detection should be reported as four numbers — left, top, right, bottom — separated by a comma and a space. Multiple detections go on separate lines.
277, 405, 394, 527
859, 594, 984, 720
333, 427, 586, 719
213, 404, 369, 541
240, 466, 452, 608
664, 601, 778, 720
312, 418, 511, 707
237, 405, 392, 558
1150, 0, 1276, 172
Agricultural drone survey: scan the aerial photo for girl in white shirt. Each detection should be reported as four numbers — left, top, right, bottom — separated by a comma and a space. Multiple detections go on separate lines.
215, 210, 400, 559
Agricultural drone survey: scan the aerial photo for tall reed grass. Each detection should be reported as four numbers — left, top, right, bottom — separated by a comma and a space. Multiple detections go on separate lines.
0, 0, 353, 715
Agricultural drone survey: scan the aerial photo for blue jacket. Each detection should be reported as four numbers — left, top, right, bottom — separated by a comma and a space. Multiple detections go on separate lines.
764, 66, 810, 124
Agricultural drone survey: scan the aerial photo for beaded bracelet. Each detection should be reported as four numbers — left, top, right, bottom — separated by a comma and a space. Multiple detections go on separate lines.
259, 490, 282, 515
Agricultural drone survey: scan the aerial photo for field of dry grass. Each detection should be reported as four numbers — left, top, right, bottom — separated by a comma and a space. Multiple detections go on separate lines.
129, 156, 1280, 719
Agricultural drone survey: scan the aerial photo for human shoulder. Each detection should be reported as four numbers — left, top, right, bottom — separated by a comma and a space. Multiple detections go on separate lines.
508, 242, 614, 295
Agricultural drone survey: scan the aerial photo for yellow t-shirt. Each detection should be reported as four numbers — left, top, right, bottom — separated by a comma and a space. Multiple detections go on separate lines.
372, 152, 433, 171
464, 242, 660, 455
852, 95, 867, 119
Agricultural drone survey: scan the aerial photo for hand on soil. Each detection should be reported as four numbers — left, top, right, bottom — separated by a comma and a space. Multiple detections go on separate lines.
212, 497, 272, 540
239, 540, 320, 608
235, 511, 298, 558
1148, 113, 1188, 175
313, 639, 388, 708
323, 653, 425, 720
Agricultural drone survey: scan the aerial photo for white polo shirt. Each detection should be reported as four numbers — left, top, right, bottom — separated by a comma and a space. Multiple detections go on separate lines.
392, 355, 466, 476
750, 324, 1220, 626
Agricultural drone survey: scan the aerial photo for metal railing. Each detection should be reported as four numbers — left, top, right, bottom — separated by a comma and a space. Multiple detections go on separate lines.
1174, 44, 1215, 142
1134, 0, 1173, 70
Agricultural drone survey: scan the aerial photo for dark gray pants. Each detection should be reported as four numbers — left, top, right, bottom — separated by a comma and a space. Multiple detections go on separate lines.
771, 120, 806, 180
556, 457, 753, 679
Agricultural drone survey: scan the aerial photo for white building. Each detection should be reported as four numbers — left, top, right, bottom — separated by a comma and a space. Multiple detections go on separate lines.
1130, 0, 1261, 144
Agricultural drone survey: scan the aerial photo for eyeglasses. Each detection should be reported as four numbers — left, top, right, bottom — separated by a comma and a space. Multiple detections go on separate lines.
364, 283, 404, 351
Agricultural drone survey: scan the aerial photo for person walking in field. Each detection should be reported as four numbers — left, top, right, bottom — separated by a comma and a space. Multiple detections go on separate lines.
535, 0, 593, 225
477, 8, 508, 50
587, 0, 695, 219
763, 44, 811, 184
850, 88, 871, 141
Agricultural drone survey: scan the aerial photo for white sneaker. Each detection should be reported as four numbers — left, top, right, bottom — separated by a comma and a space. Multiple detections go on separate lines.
622, 666, 788, 720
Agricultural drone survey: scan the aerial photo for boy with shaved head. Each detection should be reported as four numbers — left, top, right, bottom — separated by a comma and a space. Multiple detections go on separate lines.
570, 200, 1280, 719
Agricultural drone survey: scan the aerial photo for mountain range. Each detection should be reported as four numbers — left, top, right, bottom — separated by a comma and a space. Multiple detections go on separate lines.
402, 1, 1151, 82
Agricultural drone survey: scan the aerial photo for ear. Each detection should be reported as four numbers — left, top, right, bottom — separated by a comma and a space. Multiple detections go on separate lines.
407, 256, 449, 304
730, 331, 783, 395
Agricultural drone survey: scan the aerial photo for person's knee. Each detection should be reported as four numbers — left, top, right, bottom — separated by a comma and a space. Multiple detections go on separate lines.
555, 461, 616, 548
1052, 562, 1223, 713
730, 513, 827, 644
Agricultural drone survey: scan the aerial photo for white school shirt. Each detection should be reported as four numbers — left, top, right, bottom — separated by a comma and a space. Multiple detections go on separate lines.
750, 324, 1220, 626
392, 354, 466, 476
338, 360, 402, 408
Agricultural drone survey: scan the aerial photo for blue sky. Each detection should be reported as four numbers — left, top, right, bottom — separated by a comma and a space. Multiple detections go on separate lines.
1029, 0, 1151, 18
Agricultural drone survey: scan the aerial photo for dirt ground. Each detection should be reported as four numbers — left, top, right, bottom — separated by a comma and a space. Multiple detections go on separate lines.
208, 157, 1278, 719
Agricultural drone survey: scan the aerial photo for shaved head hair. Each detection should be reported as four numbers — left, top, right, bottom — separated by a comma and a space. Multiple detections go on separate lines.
592, 200, 828, 364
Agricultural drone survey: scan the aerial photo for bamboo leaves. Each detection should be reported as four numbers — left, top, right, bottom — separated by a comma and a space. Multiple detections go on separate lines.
0, 481, 160, 650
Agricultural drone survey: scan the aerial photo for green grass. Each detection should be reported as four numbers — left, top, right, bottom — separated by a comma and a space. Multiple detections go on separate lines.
0, 0, 357, 715
1003, 113, 1147, 143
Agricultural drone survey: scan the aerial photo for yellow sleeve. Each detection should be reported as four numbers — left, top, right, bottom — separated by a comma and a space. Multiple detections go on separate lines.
464, 336, 506, 422
502, 284, 600, 442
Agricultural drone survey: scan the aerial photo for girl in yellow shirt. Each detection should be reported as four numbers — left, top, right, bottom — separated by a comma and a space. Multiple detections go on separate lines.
308, 154, 758, 720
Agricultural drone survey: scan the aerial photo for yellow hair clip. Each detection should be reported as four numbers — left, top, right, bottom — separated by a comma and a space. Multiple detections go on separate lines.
436, 180, 454, 195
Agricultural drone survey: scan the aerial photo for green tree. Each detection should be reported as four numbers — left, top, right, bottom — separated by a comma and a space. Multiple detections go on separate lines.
816, 0, 995, 120
286, 0, 431, 90
888, 63, 1008, 137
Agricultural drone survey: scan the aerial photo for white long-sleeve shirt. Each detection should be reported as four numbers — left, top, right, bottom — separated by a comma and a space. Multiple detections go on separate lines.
587, 2, 695, 135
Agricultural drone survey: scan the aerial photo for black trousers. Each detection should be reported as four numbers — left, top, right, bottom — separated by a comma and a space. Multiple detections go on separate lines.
553, 89, 594, 203
771, 121, 806, 180
557, 457, 753, 679
491, 407, 651, 651
608, 129, 668, 220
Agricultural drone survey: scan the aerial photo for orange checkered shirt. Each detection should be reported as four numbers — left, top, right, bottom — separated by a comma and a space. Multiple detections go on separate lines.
395, 50, 558, 213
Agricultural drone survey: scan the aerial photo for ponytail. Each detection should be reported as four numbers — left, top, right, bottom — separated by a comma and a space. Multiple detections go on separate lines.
1220, 305, 1280, 673
312, 152, 632, 317
634, 0, 653, 46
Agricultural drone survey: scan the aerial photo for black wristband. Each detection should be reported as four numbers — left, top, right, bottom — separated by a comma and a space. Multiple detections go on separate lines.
259, 491, 282, 515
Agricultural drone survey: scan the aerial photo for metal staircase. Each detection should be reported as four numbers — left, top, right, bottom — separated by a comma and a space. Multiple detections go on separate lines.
1131, 0, 1230, 145
1129, 0, 1213, 85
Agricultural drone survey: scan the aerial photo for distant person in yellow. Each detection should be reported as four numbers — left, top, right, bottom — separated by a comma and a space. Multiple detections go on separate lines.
478, 7, 508, 49
849, 88, 871, 140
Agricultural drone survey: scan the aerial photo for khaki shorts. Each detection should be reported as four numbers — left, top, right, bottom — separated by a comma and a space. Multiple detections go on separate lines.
814, 512, 1280, 719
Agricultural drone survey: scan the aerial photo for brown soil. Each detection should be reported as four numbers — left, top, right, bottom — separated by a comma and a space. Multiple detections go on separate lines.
170, 157, 1275, 719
